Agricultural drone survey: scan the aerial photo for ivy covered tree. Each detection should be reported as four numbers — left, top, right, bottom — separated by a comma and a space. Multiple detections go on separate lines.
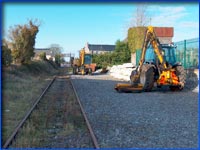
8, 20, 39, 64
127, 4, 150, 53
128, 27, 146, 53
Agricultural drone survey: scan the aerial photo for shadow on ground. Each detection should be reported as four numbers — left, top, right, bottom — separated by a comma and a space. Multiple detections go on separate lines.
184, 69, 198, 92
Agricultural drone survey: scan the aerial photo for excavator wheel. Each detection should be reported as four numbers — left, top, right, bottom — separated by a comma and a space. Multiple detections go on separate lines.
169, 65, 186, 91
140, 64, 155, 92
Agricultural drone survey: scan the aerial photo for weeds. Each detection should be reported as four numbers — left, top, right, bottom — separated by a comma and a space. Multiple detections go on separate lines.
2, 61, 59, 144
3, 62, 93, 148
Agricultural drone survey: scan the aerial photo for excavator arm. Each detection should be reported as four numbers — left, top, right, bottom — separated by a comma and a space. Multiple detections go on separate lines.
131, 26, 168, 84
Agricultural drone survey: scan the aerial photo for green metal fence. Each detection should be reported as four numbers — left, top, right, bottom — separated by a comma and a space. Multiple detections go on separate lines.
136, 38, 199, 69
175, 38, 199, 69
136, 49, 142, 66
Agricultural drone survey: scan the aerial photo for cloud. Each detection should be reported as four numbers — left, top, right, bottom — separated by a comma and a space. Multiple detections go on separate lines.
120, 4, 199, 41
148, 6, 188, 27
146, 5, 199, 41
179, 21, 199, 28
158, 6, 186, 14
173, 21, 199, 41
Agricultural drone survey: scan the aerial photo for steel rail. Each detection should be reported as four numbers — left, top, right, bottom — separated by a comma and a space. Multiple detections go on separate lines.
70, 79, 100, 148
3, 76, 56, 148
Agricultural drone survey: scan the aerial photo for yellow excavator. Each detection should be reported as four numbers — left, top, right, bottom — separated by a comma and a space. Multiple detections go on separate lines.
115, 26, 186, 92
73, 48, 96, 75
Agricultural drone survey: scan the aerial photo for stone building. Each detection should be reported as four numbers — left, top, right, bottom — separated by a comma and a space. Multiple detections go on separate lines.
84, 42, 115, 54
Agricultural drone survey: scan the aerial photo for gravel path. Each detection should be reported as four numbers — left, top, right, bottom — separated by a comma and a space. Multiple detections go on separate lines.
71, 74, 198, 148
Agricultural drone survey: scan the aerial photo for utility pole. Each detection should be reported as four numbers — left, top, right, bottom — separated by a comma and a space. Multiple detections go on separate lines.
150, 17, 152, 25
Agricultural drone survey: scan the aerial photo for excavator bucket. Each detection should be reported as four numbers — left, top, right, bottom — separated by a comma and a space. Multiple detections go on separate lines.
114, 83, 143, 93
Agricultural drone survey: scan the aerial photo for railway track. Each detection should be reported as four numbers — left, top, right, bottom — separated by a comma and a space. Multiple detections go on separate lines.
70, 79, 99, 148
3, 76, 99, 148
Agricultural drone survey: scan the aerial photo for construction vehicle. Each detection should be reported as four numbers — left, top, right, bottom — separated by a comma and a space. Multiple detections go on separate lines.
73, 48, 96, 75
115, 26, 186, 92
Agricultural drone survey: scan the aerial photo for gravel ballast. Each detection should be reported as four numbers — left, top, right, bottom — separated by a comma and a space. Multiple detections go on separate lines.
71, 74, 198, 148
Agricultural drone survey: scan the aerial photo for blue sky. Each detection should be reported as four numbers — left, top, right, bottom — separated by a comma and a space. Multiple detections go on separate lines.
3, 3, 199, 57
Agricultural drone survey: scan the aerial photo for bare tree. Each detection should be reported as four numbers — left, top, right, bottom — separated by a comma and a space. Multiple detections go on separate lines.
49, 44, 63, 56
131, 4, 150, 27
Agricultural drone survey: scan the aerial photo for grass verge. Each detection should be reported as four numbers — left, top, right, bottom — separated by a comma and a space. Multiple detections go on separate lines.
2, 60, 59, 144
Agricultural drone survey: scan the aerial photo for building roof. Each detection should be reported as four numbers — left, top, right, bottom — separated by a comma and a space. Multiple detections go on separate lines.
35, 48, 49, 51
154, 27, 174, 37
88, 44, 115, 52
34, 48, 52, 55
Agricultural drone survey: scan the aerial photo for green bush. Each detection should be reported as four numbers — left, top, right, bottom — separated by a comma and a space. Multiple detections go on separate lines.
113, 40, 131, 64
55, 54, 62, 67
92, 40, 131, 68
39, 52, 47, 61
2, 45, 12, 66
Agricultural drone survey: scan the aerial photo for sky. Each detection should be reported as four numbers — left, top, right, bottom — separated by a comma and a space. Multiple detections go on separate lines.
3, 3, 199, 57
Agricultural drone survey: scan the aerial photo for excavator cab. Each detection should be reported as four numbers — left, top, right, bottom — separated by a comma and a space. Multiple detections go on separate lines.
161, 44, 177, 66
145, 44, 177, 66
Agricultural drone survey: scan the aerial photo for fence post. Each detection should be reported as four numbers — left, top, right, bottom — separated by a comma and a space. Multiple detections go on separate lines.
184, 40, 186, 68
